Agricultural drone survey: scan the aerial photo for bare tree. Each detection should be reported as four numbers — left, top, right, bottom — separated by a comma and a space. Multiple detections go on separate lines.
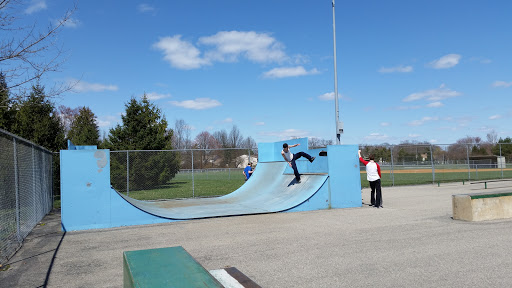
194, 131, 218, 168
309, 137, 333, 149
58, 105, 79, 137
486, 130, 498, 144
242, 136, 256, 149
228, 125, 243, 148
0, 0, 77, 100
172, 119, 191, 149
213, 129, 228, 148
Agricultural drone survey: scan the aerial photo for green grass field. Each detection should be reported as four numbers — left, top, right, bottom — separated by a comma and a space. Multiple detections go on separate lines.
119, 170, 247, 200
117, 167, 512, 200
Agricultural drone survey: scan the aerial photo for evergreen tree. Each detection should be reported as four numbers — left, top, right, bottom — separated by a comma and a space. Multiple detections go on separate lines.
67, 106, 100, 145
0, 72, 15, 131
108, 95, 180, 191
108, 95, 171, 150
492, 137, 512, 158
12, 84, 65, 151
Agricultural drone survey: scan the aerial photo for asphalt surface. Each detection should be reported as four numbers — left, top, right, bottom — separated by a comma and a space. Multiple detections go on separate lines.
2, 182, 512, 288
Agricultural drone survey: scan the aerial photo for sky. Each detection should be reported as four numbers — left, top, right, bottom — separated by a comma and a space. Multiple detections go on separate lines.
14, 0, 512, 145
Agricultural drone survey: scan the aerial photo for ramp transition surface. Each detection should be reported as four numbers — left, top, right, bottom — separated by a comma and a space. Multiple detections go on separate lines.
117, 162, 328, 219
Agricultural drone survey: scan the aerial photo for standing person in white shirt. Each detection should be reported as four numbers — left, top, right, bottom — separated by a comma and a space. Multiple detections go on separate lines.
281, 143, 315, 183
358, 149, 383, 208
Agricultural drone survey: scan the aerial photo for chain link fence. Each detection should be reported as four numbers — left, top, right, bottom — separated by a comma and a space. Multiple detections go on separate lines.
359, 143, 512, 187
111, 148, 258, 200
111, 144, 512, 200
0, 128, 53, 265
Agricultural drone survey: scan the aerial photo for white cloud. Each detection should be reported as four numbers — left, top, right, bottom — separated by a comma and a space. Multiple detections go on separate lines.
408, 134, 421, 138
25, 0, 47, 14
260, 129, 309, 140
363, 133, 390, 142
492, 81, 512, 88
96, 115, 120, 128
169, 98, 221, 110
221, 118, 233, 123
408, 116, 439, 126
391, 105, 421, 111
489, 115, 502, 120
199, 31, 286, 63
153, 35, 210, 70
318, 92, 334, 101
73, 80, 118, 92
153, 31, 289, 70
469, 57, 492, 64
144, 92, 170, 100
255, 122, 265, 126
317, 92, 347, 101
262, 66, 319, 79
380, 122, 390, 127
427, 54, 461, 69
138, 4, 155, 13
426, 101, 444, 108
403, 84, 461, 102
378, 65, 413, 73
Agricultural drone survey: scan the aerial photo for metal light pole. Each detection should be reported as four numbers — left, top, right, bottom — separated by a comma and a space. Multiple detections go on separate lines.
332, 0, 343, 144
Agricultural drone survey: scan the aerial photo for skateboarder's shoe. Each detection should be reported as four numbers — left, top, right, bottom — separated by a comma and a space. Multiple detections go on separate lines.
309, 157, 315, 163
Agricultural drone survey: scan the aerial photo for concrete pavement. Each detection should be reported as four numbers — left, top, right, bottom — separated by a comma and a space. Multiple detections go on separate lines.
2, 182, 512, 287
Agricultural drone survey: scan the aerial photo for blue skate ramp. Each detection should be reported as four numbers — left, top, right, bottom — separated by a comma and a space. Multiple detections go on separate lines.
117, 161, 328, 219
61, 138, 362, 231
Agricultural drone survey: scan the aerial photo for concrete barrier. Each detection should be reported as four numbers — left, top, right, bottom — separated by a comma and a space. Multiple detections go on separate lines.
452, 192, 512, 221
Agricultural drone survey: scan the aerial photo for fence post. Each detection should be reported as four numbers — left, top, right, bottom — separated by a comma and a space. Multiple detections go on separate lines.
32, 145, 37, 221
466, 144, 471, 180
126, 151, 130, 196
430, 145, 435, 184
390, 145, 395, 186
191, 150, 195, 197
13, 139, 21, 243
500, 144, 503, 179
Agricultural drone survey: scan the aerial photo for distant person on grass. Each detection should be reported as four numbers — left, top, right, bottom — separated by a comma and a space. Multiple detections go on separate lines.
358, 150, 383, 208
243, 162, 253, 181
281, 143, 315, 183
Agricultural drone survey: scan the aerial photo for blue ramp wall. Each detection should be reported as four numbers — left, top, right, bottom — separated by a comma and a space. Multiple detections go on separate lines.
60, 147, 172, 231
286, 144, 361, 211
327, 145, 362, 208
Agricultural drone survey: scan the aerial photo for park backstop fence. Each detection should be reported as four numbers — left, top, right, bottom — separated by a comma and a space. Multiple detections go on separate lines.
0, 128, 53, 265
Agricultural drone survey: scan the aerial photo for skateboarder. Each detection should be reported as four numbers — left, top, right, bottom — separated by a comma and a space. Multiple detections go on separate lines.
281, 143, 315, 183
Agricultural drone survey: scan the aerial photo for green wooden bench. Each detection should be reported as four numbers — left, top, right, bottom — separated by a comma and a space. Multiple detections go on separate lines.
470, 179, 512, 189
123, 246, 224, 288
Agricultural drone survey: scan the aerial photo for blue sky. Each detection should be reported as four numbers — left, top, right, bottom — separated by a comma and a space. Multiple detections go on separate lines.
20, 0, 512, 145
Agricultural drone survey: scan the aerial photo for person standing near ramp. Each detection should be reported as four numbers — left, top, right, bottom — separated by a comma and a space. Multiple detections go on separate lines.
281, 143, 315, 183
243, 162, 253, 181
358, 150, 383, 208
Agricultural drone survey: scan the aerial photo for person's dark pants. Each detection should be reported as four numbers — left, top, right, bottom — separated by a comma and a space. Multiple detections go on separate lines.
369, 179, 382, 207
291, 152, 313, 181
